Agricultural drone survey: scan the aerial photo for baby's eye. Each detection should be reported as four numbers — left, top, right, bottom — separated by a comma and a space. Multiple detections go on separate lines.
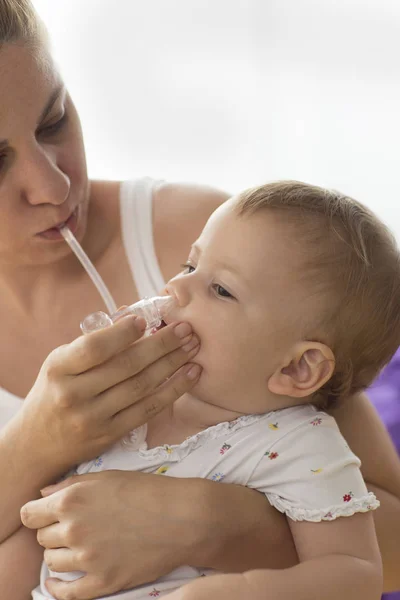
213, 284, 234, 299
181, 263, 195, 274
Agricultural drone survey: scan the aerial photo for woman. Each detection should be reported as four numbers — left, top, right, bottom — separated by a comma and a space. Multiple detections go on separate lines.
0, 2, 399, 600
369, 351, 400, 600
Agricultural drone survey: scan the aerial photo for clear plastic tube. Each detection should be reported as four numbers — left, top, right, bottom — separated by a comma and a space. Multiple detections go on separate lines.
59, 225, 117, 315
80, 295, 176, 334
59, 225, 176, 335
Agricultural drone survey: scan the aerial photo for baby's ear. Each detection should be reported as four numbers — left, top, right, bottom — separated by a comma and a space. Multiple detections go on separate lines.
268, 342, 335, 398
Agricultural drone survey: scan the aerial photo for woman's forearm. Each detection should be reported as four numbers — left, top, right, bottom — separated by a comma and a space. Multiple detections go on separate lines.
333, 392, 400, 592
0, 412, 61, 541
0, 526, 43, 600
188, 479, 298, 572
367, 483, 400, 592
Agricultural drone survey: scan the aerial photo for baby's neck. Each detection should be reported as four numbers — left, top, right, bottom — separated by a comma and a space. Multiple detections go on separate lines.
145, 393, 247, 449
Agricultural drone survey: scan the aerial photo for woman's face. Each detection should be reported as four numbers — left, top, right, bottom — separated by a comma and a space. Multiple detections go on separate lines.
0, 42, 89, 267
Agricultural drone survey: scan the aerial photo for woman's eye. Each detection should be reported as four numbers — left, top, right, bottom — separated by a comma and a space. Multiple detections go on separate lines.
38, 113, 68, 136
213, 284, 234, 299
181, 263, 195, 274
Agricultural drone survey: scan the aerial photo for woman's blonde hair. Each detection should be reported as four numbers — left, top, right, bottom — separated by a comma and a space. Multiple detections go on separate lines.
0, 0, 46, 48
237, 181, 400, 407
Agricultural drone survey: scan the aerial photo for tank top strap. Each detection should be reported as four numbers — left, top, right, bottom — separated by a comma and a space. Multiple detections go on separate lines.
120, 178, 166, 299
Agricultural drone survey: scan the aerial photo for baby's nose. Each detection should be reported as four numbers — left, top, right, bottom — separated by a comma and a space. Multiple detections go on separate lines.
165, 277, 191, 308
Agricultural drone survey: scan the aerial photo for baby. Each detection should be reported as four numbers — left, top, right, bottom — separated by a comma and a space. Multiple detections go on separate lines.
35, 181, 400, 600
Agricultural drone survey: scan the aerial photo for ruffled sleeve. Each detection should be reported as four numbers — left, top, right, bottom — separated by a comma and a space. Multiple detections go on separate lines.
246, 409, 379, 521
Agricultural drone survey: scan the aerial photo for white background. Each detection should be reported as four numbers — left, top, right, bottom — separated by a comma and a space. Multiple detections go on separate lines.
33, 0, 400, 238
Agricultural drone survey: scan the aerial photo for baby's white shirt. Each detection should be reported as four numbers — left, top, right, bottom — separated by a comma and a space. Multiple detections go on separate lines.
34, 404, 378, 600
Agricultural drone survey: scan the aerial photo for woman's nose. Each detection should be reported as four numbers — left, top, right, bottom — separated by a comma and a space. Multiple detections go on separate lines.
20, 145, 70, 206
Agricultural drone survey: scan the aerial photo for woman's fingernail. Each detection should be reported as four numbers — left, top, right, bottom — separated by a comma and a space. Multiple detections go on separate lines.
182, 336, 199, 353
187, 344, 200, 358
117, 314, 147, 332
133, 316, 147, 332
174, 323, 192, 339
184, 364, 201, 380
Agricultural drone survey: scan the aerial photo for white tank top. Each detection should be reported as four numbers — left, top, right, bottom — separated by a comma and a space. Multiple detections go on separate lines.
120, 177, 166, 298
0, 177, 165, 429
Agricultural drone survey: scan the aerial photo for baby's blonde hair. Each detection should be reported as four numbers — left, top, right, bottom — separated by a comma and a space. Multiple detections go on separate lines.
0, 0, 47, 48
237, 181, 400, 407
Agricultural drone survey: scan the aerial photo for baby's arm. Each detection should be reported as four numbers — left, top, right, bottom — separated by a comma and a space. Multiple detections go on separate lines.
201, 512, 382, 600
235, 406, 383, 599
165, 511, 382, 600
248, 511, 382, 600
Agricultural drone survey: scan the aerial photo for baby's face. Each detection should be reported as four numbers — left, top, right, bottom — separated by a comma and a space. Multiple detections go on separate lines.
166, 198, 317, 414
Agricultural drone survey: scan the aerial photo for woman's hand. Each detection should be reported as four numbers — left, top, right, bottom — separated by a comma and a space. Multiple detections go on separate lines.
21, 315, 200, 477
21, 471, 213, 600
1, 315, 199, 541
21, 469, 297, 600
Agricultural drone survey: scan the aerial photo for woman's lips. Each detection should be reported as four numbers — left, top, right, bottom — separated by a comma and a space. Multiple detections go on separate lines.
37, 207, 79, 241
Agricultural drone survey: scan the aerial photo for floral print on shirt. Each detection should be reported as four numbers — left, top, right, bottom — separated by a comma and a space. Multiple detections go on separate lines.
220, 443, 232, 455
155, 465, 169, 475
264, 451, 279, 460
343, 492, 354, 502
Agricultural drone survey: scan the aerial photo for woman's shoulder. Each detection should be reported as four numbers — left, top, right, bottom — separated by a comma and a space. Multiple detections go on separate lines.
88, 178, 230, 283
153, 181, 231, 282
154, 181, 230, 237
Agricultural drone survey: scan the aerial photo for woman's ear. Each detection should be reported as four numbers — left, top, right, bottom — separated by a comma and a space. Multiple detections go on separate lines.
268, 342, 335, 398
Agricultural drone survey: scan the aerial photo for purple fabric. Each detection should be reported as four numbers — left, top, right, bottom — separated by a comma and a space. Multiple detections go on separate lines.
368, 348, 400, 599
369, 349, 400, 455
